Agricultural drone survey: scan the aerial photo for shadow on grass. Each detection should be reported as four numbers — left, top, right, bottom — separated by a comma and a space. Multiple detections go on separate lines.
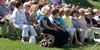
64, 0, 94, 8
59, 42, 96, 50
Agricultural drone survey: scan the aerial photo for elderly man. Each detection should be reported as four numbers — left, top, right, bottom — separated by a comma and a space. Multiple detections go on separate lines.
0, 0, 9, 38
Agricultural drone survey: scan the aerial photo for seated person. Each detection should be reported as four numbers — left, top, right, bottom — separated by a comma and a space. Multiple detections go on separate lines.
63, 8, 83, 45
29, 4, 40, 34
40, 7, 68, 47
71, 11, 86, 44
12, 2, 37, 43
49, 8, 69, 47
58, 8, 66, 29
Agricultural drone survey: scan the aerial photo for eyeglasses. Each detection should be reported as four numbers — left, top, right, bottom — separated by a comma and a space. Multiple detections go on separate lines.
26, 6, 31, 7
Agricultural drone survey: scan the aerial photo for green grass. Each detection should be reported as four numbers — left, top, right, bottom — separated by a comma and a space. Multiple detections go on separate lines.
0, 38, 100, 50
0, 27, 100, 50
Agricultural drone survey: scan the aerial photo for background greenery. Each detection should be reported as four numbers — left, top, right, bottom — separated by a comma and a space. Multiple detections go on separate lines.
59, 0, 100, 9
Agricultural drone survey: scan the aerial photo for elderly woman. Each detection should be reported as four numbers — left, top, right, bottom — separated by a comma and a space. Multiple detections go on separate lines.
12, 2, 37, 43
40, 7, 68, 47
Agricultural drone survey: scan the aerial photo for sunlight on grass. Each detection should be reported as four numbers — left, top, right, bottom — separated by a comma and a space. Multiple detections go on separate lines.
88, 0, 100, 9
0, 38, 100, 50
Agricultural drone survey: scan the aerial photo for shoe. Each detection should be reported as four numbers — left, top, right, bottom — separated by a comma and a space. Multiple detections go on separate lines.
21, 38, 25, 43
29, 36, 36, 44
75, 42, 83, 46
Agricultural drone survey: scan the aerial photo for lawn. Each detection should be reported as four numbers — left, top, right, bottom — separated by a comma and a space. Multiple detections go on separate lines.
0, 28, 100, 50
0, 38, 100, 50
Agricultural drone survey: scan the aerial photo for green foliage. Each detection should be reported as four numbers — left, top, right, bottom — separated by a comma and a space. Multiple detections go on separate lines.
63, 0, 100, 9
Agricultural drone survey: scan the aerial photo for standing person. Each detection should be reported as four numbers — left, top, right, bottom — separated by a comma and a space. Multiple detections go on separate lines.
0, 0, 9, 38
12, 2, 37, 43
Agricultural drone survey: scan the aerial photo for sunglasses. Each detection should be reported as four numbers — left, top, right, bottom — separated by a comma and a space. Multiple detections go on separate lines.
26, 6, 31, 7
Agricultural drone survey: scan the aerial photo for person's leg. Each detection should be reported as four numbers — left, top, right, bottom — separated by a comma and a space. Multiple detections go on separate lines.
43, 29, 64, 47
21, 25, 29, 42
77, 29, 85, 43
1, 23, 7, 38
80, 29, 85, 43
28, 25, 37, 44
66, 28, 75, 45
57, 29, 69, 46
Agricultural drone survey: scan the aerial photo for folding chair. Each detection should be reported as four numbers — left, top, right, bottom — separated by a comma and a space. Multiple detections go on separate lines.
8, 20, 22, 40
37, 20, 55, 43
91, 28, 100, 50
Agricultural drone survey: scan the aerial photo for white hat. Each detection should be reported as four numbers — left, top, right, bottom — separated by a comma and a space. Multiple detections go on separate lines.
93, 9, 98, 13
85, 9, 90, 15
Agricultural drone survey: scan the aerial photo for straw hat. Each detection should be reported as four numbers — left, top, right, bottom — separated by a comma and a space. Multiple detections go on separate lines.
64, 8, 70, 12
85, 9, 90, 15
40, 6, 50, 16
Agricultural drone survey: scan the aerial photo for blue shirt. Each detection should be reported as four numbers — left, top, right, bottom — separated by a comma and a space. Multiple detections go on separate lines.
58, 16, 66, 28
0, 4, 9, 17
72, 18, 82, 28
36, 9, 41, 20
7, 6, 14, 14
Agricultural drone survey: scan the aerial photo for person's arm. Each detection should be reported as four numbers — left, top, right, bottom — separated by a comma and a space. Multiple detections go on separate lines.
30, 13, 37, 24
12, 10, 20, 24
60, 24, 66, 32
43, 20, 57, 31
0, 16, 2, 19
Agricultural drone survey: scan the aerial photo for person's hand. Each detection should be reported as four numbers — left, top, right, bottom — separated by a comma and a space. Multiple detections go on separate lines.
63, 29, 66, 32
52, 28, 57, 31
61, 29, 66, 32
27, 22, 32, 25
4, 12, 9, 17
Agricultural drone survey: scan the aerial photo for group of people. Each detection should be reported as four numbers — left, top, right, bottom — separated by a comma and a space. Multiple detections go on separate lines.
0, 0, 100, 48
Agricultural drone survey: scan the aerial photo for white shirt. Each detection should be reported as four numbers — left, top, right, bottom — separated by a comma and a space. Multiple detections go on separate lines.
94, 16, 100, 21
49, 14, 54, 23
12, 8, 27, 24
